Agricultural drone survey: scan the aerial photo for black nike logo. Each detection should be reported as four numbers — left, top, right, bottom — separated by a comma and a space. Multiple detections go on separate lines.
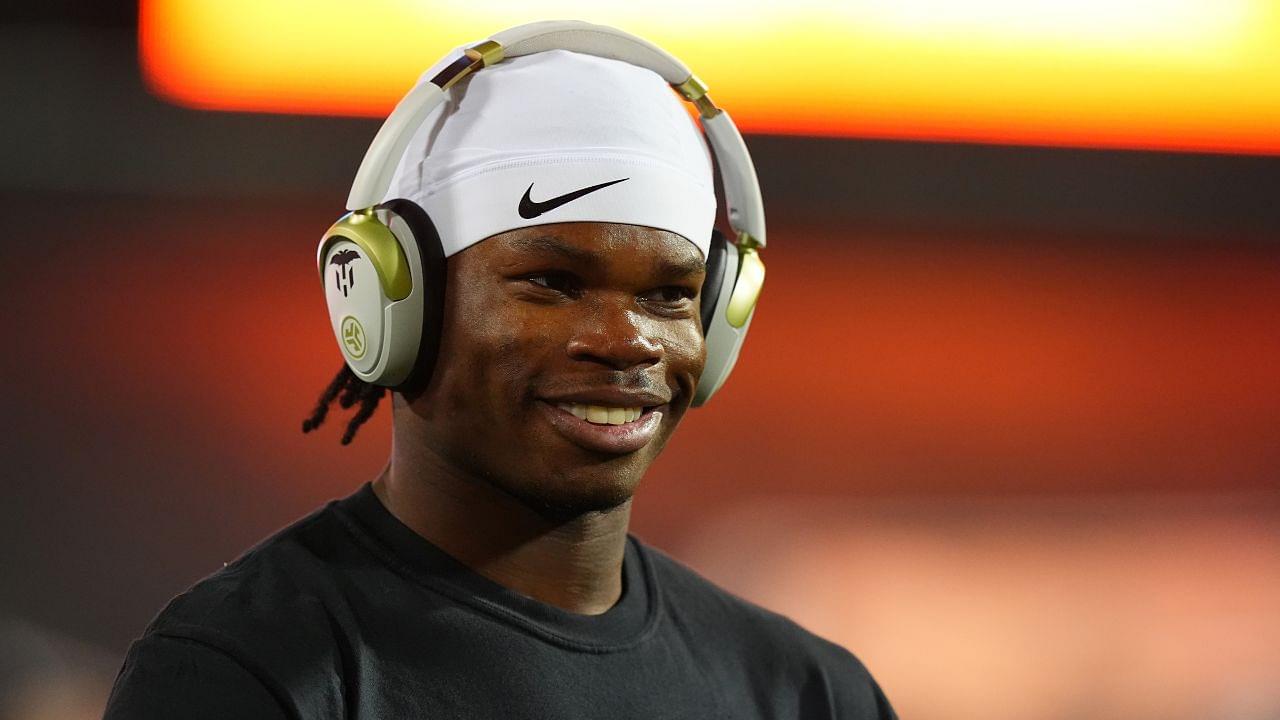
518, 177, 630, 219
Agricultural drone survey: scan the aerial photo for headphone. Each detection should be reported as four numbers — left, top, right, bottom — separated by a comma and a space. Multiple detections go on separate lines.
316, 20, 766, 407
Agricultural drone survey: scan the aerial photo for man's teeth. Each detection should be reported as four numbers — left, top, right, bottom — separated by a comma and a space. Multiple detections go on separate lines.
555, 403, 644, 425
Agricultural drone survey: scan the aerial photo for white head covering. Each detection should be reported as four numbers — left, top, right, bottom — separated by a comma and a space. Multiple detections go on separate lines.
381, 46, 717, 258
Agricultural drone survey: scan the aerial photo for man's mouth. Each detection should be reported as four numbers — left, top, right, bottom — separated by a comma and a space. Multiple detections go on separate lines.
553, 402, 647, 425
537, 401, 666, 454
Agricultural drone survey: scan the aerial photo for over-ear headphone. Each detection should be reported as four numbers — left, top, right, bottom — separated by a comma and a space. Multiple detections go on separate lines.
316, 20, 766, 407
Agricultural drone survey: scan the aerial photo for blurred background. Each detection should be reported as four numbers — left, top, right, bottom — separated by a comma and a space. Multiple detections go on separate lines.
3, 2, 1278, 719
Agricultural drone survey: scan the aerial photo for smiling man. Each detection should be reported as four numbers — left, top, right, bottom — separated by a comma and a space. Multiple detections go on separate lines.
102, 23, 896, 720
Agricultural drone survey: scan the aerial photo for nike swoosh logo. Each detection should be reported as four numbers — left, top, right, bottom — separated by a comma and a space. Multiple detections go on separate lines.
518, 177, 630, 219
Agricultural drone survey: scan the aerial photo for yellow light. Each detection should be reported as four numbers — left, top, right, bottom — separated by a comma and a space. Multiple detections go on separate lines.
139, 0, 1280, 155
841, 0, 1249, 52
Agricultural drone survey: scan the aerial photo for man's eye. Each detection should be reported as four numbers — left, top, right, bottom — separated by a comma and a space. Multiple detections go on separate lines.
647, 286, 697, 304
522, 272, 579, 297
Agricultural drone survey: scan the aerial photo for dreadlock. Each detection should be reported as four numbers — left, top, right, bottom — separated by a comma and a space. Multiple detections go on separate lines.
301, 363, 387, 445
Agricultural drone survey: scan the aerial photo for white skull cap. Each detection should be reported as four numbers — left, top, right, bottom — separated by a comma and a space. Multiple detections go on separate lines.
381, 45, 717, 258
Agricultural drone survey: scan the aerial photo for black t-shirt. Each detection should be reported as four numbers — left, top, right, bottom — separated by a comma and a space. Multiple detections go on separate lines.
103, 482, 897, 719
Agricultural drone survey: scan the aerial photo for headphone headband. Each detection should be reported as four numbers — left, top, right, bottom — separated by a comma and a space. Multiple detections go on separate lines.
344, 19, 766, 249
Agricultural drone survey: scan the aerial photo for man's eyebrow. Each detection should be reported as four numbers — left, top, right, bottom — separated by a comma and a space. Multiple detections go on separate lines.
506, 235, 603, 269
652, 254, 707, 280
505, 233, 706, 278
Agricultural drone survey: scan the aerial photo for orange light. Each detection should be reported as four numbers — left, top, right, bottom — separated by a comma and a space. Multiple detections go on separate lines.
139, 0, 1280, 155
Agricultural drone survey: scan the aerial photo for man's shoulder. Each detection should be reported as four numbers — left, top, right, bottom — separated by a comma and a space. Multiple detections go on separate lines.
108, 499, 364, 718
636, 536, 895, 716
636, 536, 866, 662
140, 498, 353, 661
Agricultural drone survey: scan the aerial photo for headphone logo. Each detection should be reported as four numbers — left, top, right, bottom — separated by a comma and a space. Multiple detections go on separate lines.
340, 315, 366, 359
330, 249, 360, 297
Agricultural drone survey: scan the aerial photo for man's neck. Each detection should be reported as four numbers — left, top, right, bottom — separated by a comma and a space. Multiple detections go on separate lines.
372, 429, 632, 616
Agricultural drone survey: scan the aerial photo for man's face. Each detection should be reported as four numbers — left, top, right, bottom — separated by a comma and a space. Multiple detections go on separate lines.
404, 221, 707, 519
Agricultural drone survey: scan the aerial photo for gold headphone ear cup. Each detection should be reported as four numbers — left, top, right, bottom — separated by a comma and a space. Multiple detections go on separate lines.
723, 244, 764, 328
315, 207, 424, 387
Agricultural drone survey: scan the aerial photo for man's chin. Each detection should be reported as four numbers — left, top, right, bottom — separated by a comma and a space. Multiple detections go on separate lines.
500, 469, 640, 523
528, 492, 632, 523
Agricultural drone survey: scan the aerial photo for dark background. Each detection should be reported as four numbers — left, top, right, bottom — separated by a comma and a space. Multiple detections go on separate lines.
3, 4, 1278, 719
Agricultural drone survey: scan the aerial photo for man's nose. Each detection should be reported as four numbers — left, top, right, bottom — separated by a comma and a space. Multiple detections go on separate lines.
565, 299, 663, 371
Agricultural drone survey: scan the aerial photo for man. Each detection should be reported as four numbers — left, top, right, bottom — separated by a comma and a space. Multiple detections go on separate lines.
103, 31, 897, 719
